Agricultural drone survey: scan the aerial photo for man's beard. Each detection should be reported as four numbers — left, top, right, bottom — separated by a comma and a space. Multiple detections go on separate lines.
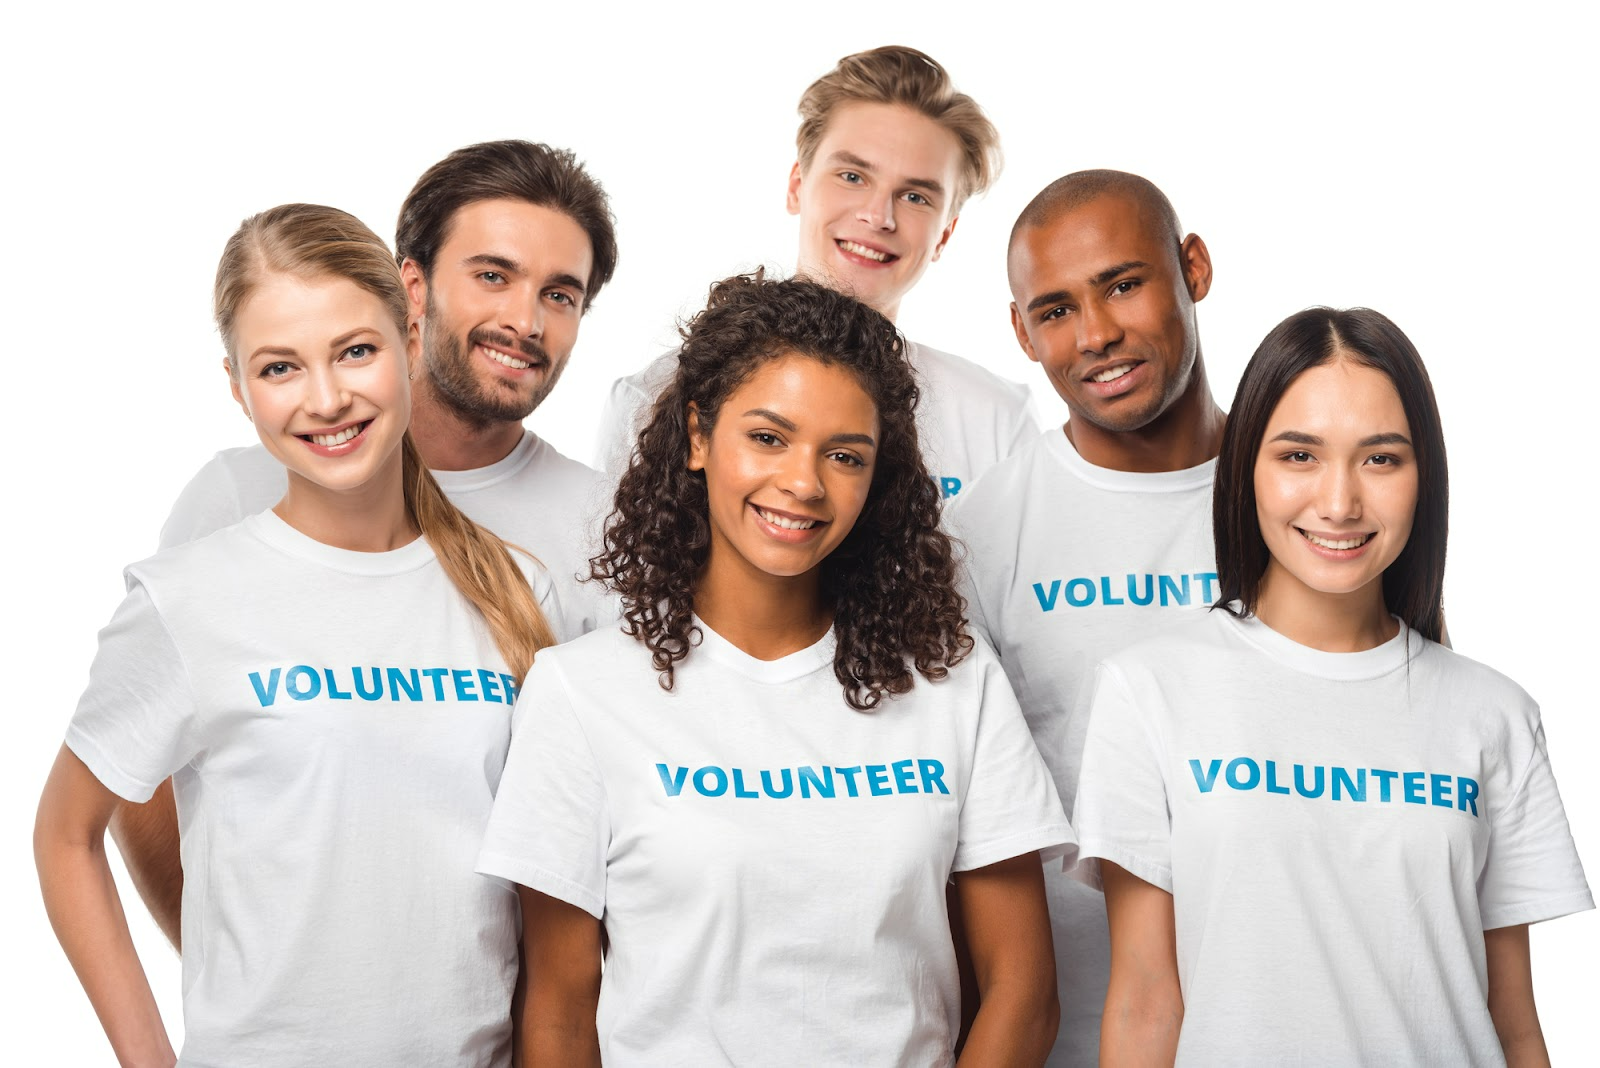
421, 303, 565, 428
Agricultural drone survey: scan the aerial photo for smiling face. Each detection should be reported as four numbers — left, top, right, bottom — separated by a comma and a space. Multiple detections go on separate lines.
229, 272, 413, 497
689, 354, 880, 600
405, 197, 593, 425
1009, 193, 1211, 437
787, 102, 962, 321
1253, 359, 1418, 617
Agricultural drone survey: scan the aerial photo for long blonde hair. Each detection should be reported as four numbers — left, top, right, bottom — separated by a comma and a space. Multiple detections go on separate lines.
214, 203, 557, 678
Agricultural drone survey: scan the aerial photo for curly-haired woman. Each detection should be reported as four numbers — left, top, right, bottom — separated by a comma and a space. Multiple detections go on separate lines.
477, 272, 1073, 1066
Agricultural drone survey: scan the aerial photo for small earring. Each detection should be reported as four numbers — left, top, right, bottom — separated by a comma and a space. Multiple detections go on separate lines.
408, 371, 415, 381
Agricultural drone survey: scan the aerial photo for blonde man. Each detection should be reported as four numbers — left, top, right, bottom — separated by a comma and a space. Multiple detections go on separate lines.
595, 45, 1037, 500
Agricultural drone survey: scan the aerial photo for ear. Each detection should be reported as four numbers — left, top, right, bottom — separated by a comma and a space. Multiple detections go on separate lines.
1010, 303, 1039, 363
785, 161, 804, 216
406, 323, 423, 372
1179, 233, 1213, 304
400, 258, 429, 321
686, 402, 709, 471
930, 213, 960, 263
226, 358, 252, 420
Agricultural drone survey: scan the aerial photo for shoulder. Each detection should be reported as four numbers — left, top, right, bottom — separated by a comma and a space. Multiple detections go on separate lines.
945, 430, 1055, 523
129, 518, 274, 611
611, 347, 680, 401
1100, 608, 1231, 678
1416, 639, 1541, 721
907, 341, 1032, 410
523, 434, 604, 494
537, 623, 642, 677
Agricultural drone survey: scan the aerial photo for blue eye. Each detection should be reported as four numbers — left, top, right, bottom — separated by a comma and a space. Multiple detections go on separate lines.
341, 344, 376, 360
261, 362, 294, 379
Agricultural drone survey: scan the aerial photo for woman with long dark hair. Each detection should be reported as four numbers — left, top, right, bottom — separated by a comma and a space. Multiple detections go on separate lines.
35, 204, 559, 1066
477, 272, 1072, 1065
1074, 307, 1591, 1065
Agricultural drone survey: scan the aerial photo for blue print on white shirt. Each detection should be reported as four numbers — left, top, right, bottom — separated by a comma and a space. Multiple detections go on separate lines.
1188, 757, 1481, 816
655, 760, 951, 799
247, 665, 520, 707
1032, 571, 1219, 611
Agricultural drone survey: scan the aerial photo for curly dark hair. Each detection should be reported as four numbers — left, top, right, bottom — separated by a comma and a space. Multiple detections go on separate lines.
593, 271, 972, 710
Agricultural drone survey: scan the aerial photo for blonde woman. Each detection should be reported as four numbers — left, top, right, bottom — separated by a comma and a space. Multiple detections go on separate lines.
34, 204, 558, 1067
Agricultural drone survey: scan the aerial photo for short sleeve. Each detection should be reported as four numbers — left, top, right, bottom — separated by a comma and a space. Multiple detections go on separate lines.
951, 649, 1075, 872
476, 656, 609, 918
158, 453, 250, 549
65, 579, 203, 802
1071, 663, 1174, 893
1478, 718, 1594, 928
1004, 391, 1044, 460
593, 374, 652, 478
945, 501, 993, 647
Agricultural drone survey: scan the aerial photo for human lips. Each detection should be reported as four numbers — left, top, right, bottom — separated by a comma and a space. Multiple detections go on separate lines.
834, 238, 898, 266
470, 330, 548, 374
1080, 359, 1146, 397
296, 419, 372, 455
1297, 527, 1376, 555
751, 503, 828, 540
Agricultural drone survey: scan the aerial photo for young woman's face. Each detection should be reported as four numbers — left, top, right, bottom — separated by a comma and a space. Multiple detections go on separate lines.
230, 273, 413, 496
689, 353, 880, 590
1253, 359, 1418, 608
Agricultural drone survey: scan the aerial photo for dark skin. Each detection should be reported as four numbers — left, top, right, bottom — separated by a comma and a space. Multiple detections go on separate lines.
1007, 193, 1225, 474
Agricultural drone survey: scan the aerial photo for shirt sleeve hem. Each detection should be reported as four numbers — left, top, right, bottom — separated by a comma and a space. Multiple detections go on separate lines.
952, 822, 1077, 873
1482, 889, 1595, 930
1074, 839, 1173, 894
63, 729, 159, 803
474, 852, 604, 920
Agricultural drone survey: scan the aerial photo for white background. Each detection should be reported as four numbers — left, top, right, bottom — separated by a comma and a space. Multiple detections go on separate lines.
5, 1, 1596, 1060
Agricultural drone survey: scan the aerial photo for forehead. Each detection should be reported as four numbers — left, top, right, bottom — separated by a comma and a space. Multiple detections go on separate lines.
1268, 360, 1410, 434
1009, 194, 1173, 295
436, 198, 593, 272
723, 354, 879, 429
807, 101, 963, 181
235, 273, 394, 343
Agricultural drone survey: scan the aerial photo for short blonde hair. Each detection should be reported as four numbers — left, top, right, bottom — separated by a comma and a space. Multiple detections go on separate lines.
795, 45, 1002, 212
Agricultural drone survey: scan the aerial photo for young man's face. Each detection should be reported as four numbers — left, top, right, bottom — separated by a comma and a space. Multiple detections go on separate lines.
787, 101, 963, 322
403, 198, 593, 426
1008, 194, 1211, 434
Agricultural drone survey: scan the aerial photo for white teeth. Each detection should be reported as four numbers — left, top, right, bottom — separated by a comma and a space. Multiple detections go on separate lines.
1301, 530, 1372, 550
838, 240, 891, 263
1091, 364, 1135, 383
757, 507, 819, 530
310, 424, 362, 447
481, 345, 531, 370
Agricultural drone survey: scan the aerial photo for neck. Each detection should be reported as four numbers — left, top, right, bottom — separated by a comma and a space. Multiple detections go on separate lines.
694, 553, 832, 661
1067, 356, 1226, 473
406, 375, 525, 472
1253, 563, 1398, 653
794, 256, 901, 323
273, 453, 418, 553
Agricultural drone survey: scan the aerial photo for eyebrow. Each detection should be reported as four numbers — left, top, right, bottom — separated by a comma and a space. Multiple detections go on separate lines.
1268, 430, 1413, 447
248, 345, 297, 361
1024, 262, 1152, 313
329, 327, 380, 349
743, 408, 877, 448
828, 150, 945, 197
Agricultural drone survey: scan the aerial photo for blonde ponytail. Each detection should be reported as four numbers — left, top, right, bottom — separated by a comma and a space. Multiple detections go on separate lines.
215, 203, 558, 681
403, 435, 557, 680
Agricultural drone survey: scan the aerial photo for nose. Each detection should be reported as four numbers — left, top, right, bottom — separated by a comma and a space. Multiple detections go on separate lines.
856, 188, 896, 232
501, 285, 543, 341
1077, 300, 1124, 356
780, 447, 825, 501
304, 363, 350, 419
1317, 463, 1362, 522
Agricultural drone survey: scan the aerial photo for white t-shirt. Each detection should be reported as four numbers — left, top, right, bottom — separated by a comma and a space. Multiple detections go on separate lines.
67, 511, 560, 1068
1073, 607, 1593, 1067
945, 426, 1216, 1067
159, 430, 610, 638
593, 341, 1040, 501
476, 621, 1074, 1067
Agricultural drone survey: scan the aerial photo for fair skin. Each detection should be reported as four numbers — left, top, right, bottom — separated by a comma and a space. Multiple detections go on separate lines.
1101, 359, 1548, 1067
1008, 193, 1225, 473
35, 274, 416, 1067
788, 101, 963, 323
521, 355, 1059, 1065
109, 195, 598, 949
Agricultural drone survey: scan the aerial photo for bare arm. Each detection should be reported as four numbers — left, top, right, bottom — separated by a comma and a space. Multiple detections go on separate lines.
1485, 924, 1549, 1068
952, 852, 1058, 1067
516, 886, 602, 1068
35, 745, 176, 1068
1100, 862, 1181, 1067
108, 780, 183, 951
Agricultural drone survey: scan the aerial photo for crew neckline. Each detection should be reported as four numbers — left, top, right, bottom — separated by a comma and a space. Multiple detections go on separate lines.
245, 509, 437, 576
690, 615, 837, 684
1047, 427, 1215, 493
430, 430, 540, 494
1221, 607, 1423, 681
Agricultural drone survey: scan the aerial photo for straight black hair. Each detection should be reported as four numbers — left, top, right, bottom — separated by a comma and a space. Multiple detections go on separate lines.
1213, 307, 1448, 642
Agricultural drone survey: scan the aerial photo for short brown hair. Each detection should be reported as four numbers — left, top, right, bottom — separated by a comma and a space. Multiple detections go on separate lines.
394, 140, 618, 311
795, 46, 1001, 212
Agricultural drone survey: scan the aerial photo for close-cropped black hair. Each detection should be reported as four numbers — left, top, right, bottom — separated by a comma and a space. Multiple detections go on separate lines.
592, 270, 972, 710
1213, 307, 1448, 642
